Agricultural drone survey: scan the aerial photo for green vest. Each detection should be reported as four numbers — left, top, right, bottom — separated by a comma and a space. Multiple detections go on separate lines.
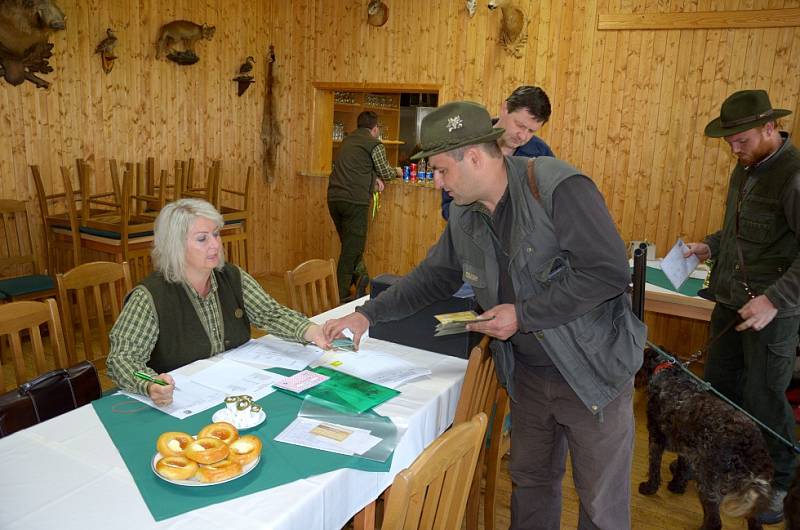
327, 128, 381, 205
136, 263, 251, 373
707, 137, 800, 312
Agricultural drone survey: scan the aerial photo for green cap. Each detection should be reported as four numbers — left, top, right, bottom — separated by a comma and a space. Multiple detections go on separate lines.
704, 89, 791, 138
410, 101, 504, 160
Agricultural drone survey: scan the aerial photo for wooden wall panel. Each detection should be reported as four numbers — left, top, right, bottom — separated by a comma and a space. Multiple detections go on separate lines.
4, 0, 800, 351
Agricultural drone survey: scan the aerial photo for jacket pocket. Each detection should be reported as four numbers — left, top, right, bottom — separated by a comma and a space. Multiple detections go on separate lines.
572, 297, 646, 384
462, 262, 487, 289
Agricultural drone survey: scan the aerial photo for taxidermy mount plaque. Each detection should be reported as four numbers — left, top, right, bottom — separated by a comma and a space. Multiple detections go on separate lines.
0, 0, 66, 88
95, 28, 118, 74
155, 20, 215, 65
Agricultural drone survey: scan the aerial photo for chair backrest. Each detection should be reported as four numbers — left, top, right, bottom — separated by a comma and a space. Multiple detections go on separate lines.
56, 261, 132, 366
382, 412, 488, 530
0, 299, 68, 391
284, 258, 339, 316
453, 336, 496, 424
0, 199, 42, 278
59, 166, 84, 268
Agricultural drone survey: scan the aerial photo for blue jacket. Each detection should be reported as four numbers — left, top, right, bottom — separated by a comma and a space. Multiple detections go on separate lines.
441, 135, 554, 220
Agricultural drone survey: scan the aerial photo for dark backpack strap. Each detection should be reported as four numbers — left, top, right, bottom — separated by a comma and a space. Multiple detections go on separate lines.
526, 158, 541, 204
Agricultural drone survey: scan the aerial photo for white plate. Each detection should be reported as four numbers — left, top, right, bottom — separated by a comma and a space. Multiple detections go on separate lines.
211, 408, 267, 430
152, 453, 260, 487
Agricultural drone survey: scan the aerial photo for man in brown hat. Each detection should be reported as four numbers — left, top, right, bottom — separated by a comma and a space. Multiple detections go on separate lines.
323, 101, 645, 529
684, 89, 800, 524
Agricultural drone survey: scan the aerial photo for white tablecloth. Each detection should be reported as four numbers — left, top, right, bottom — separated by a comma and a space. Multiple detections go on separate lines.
0, 298, 467, 530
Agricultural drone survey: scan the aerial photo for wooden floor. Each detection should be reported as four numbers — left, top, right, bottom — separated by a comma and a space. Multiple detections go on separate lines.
2, 272, 787, 529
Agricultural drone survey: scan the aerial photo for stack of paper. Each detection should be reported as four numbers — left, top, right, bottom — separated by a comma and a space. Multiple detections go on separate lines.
434, 311, 494, 336
315, 348, 431, 389
275, 418, 382, 456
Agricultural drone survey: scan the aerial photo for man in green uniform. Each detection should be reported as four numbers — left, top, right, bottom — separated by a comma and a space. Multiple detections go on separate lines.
328, 111, 401, 301
685, 89, 800, 524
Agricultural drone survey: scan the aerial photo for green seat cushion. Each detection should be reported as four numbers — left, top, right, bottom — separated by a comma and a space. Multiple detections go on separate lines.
0, 275, 54, 297
79, 226, 153, 240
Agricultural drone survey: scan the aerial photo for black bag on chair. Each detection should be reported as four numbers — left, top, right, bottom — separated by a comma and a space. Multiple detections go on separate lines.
0, 361, 102, 438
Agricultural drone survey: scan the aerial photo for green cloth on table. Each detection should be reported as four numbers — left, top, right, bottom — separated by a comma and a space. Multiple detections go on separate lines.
644, 266, 704, 297
93, 384, 394, 521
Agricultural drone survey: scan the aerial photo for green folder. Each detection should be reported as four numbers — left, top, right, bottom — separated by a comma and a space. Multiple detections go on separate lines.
274, 366, 400, 414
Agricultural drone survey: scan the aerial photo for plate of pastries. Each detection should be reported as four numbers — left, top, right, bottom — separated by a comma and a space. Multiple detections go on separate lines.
152, 421, 263, 486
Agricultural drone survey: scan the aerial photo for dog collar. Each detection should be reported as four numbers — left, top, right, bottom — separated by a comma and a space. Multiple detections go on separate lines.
652, 361, 675, 375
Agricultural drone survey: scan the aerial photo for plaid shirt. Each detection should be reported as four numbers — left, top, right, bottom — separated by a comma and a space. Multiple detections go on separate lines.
106, 267, 312, 395
371, 143, 396, 181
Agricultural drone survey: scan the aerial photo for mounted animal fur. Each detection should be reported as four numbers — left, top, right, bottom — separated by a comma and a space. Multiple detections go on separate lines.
0, 0, 66, 88
487, 0, 527, 58
155, 20, 215, 64
637, 347, 773, 530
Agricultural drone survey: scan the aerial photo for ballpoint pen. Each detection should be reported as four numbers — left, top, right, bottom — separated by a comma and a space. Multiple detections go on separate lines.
133, 371, 172, 388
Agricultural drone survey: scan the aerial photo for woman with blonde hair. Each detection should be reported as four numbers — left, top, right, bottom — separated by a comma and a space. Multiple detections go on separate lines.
107, 198, 329, 406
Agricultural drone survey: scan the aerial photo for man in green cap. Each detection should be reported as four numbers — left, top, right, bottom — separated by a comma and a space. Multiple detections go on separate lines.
684, 89, 800, 525
323, 101, 645, 529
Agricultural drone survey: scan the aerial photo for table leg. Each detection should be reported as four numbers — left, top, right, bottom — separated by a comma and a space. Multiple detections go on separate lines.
353, 500, 376, 530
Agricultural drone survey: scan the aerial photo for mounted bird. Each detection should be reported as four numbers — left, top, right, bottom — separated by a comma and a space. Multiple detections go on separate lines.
95, 28, 118, 74
232, 55, 255, 96
488, 0, 528, 58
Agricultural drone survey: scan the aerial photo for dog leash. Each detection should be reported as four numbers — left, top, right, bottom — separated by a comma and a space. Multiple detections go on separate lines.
645, 340, 800, 454
681, 315, 741, 366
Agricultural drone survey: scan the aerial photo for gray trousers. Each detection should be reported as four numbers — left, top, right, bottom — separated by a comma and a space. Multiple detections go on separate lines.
509, 363, 634, 530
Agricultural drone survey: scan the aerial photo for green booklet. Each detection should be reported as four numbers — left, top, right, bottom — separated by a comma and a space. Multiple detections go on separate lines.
274, 366, 400, 414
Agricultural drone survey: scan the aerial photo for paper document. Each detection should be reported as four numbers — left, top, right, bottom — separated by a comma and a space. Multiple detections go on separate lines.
273, 370, 330, 393
274, 417, 382, 456
433, 311, 494, 336
118, 358, 284, 419
661, 239, 700, 290
314, 348, 431, 389
222, 336, 324, 370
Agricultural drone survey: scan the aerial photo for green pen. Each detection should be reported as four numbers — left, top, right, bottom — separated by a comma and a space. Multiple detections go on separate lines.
134, 371, 171, 387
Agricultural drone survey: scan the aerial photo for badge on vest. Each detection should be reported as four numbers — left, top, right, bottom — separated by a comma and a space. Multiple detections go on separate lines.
234, 308, 244, 319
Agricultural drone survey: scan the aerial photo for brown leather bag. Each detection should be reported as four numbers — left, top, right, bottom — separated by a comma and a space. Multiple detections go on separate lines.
0, 361, 102, 438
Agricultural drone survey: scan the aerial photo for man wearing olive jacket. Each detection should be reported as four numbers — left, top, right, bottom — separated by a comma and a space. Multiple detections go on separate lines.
324, 101, 646, 530
684, 89, 800, 525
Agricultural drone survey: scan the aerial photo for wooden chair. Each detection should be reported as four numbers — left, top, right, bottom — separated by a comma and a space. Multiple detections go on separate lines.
62, 164, 155, 284
381, 412, 488, 530
56, 261, 132, 367
0, 299, 68, 392
453, 336, 510, 530
219, 166, 253, 270
0, 199, 55, 301
181, 159, 222, 208
284, 258, 339, 316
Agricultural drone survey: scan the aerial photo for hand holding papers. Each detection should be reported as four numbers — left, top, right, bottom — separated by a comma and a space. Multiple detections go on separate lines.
661, 239, 701, 290
434, 311, 494, 336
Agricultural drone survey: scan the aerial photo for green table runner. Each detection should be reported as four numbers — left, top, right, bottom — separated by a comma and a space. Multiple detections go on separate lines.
93, 386, 394, 521
643, 266, 704, 297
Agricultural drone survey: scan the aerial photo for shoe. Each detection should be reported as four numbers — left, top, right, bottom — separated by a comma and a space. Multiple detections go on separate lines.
756, 488, 787, 525
354, 274, 370, 299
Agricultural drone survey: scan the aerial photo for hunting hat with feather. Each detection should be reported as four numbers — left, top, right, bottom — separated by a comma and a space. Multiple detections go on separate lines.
704, 89, 791, 138
411, 101, 504, 160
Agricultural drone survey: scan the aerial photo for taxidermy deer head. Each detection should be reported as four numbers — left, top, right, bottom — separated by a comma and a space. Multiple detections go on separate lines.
367, 0, 389, 27
488, 0, 527, 58
0, 0, 66, 88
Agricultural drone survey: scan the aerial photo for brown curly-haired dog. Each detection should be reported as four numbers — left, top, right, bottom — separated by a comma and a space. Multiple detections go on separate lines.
637, 347, 773, 530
